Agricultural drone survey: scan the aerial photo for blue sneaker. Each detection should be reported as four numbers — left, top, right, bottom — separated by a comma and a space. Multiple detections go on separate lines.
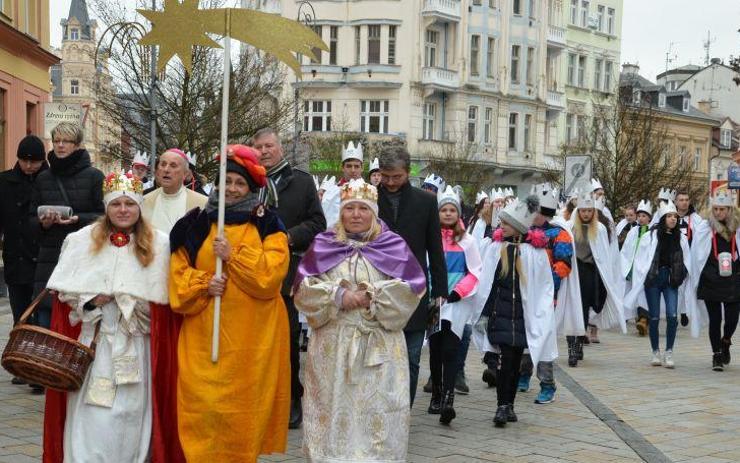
535, 383, 556, 404
517, 375, 531, 392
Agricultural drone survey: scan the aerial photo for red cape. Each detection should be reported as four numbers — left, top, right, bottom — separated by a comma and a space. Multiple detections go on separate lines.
42, 297, 185, 463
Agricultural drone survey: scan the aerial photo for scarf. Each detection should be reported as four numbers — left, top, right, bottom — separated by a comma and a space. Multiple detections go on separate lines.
204, 188, 261, 224
48, 149, 86, 175
262, 159, 290, 208
293, 220, 427, 295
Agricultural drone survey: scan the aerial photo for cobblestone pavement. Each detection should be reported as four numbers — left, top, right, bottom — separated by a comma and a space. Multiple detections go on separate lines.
2, 302, 739, 463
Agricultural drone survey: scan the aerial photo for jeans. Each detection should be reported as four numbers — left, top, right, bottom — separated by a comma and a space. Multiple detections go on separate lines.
404, 329, 426, 407
455, 324, 472, 376
520, 353, 555, 386
644, 267, 678, 352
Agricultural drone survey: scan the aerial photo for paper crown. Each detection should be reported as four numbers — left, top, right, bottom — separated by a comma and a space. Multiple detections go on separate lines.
369, 157, 380, 172
340, 178, 378, 213
636, 199, 653, 216
657, 199, 678, 218
132, 151, 149, 167
591, 178, 604, 192
422, 174, 446, 193
499, 196, 540, 234
475, 190, 489, 204
438, 185, 461, 213
594, 197, 606, 211
504, 187, 515, 198
531, 183, 558, 211
341, 141, 364, 163
658, 187, 676, 202
312, 175, 320, 190
577, 191, 595, 209
186, 151, 197, 166
568, 187, 581, 200
452, 184, 464, 198
319, 175, 337, 191
491, 187, 505, 201
103, 171, 144, 206
711, 191, 735, 207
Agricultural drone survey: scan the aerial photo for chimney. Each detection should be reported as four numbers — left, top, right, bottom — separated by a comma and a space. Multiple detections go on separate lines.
697, 100, 712, 115
622, 63, 640, 76
710, 58, 722, 65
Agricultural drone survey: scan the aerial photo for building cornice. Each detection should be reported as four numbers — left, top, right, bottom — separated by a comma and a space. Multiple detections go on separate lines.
0, 20, 60, 67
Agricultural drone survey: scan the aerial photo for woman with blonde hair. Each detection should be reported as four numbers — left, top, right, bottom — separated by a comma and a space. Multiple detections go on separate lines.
42, 172, 170, 462
294, 179, 426, 462
689, 192, 740, 371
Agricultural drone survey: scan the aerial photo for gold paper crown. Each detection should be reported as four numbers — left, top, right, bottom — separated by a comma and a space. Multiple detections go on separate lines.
340, 179, 378, 204
103, 171, 144, 198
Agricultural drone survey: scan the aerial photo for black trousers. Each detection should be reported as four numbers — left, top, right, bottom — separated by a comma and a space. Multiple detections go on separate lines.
706, 301, 740, 353
8, 283, 34, 326
429, 320, 460, 392
577, 260, 607, 329
496, 344, 525, 407
282, 294, 303, 400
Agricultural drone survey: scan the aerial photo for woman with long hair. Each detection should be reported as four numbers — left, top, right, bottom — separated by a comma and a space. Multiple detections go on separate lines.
293, 179, 426, 462
690, 193, 740, 371
43, 172, 170, 462
467, 191, 489, 231
471, 196, 556, 427
427, 186, 481, 425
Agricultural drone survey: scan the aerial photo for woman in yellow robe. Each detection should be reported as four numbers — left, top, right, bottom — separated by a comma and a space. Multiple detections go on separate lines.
168, 145, 290, 462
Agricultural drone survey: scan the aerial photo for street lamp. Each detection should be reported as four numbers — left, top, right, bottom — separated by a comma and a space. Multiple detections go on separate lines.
293, 1, 317, 158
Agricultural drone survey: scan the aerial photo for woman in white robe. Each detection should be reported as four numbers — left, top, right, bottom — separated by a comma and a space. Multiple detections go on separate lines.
45, 172, 170, 462
294, 179, 425, 463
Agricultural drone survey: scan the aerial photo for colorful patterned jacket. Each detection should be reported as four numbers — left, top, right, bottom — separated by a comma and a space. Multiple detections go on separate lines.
534, 221, 573, 295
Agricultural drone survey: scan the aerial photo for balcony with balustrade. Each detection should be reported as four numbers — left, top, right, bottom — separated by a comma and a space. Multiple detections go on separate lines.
421, 0, 461, 23
547, 89, 565, 109
547, 25, 566, 48
421, 67, 460, 90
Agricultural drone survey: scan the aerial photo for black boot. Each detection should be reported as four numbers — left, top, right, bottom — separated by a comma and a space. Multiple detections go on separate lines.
507, 404, 518, 422
288, 397, 302, 429
721, 338, 732, 365
493, 404, 509, 427
423, 375, 433, 393
713, 353, 724, 371
482, 368, 497, 387
567, 336, 578, 367
439, 389, 456, 425
428, 385, 442, 414
575, 336, 585, 361
454, 371, 469, 395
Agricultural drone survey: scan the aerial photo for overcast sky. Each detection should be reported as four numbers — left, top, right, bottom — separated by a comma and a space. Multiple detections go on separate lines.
50, 0, 739, 82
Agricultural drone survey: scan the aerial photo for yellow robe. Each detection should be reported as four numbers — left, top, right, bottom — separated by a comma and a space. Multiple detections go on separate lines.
169, 221, 290, 462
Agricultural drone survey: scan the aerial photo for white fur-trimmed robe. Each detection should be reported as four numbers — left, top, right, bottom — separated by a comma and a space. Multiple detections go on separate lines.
46, 224, 170, 463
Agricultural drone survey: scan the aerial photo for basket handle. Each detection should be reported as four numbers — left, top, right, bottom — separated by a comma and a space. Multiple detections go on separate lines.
17, 289, 50, 325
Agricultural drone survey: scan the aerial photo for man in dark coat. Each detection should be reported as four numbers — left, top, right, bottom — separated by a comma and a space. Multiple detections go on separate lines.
376, 146, 447, 407
253, 127, 326, 429
0, 135, 48, 385
29, 123, 105, 332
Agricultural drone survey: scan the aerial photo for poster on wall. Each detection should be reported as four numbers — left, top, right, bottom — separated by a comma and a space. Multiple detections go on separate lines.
729, 165, 740, 190
44, 103, 82, 139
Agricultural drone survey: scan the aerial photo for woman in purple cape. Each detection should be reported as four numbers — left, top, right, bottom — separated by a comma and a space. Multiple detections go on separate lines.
293, 179, 426, 463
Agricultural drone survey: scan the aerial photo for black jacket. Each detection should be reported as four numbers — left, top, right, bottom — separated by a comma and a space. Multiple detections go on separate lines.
483, 241, 527, 348
698, 232, 740, 303
269, 164, 326, 295
378, 182, 447, 332
29, 149, 105, 287
646, 228, 686, 288
0, 162, 48, 285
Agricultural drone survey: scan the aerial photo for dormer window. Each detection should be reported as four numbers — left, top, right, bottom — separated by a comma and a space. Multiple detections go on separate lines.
682, 98, 690, 113
721, 128, 732, 147
70, 28, 79, 40
658, 93, 666, 108
632, 90, 641, 105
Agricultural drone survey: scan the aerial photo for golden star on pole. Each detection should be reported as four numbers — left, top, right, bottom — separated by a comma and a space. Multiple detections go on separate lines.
138, 0, 222, 73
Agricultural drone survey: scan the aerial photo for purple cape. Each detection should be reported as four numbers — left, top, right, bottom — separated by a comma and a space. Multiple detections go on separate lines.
293, 221, 427, 295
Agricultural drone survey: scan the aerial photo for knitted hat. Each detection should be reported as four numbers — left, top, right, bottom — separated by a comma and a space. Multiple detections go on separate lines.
218, 145, 267, 192
499, 195, 540, 234
438, 185, 461, 214
17, 135, 46, 161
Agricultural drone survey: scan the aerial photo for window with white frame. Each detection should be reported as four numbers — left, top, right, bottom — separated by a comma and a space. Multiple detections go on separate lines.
467, 106, 479, 142
513, 0, 521, 15
694, 147, 702, 170
580, 1, 589, 27
658, 93, 666, 108
484, 107, 493, 144
526, 47, 535, 85
632, 90, 641, 105
487, 37, 495, 78
524, 114, 532, 151
470, 35, 481, 76
303, 100, 332, 132
566, 113, 575, 142
423, 103, 436, 140
567, 53, 576, 85
578, 55, 586, 87
329, 26, 338, 65
721, 128, 732, 147
70, 28, 79, 40
70, 79, 79, 95
682, 98, 690, 112
425, 30, 438, 67
604, 61, 613, 91
489, 0, 496, 7
570, 0, 577, 24
473, 0, 481, 5
360, 100, 389, 133
511, 45, 520, 83
678, 145, 687, 165
354, 26, 361, 64
508, 113, 518, 149
388, 26, 397, 65
367, 25, 381, 64
607, 8, 615, 34
577, 115, 586, 141
310, 25, 322, 64
594, 58, 602, 90
529, 0, 535, 18
596, 5, 604, 31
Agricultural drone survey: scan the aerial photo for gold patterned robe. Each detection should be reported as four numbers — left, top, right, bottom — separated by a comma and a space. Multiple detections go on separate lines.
294, 252, 422, 463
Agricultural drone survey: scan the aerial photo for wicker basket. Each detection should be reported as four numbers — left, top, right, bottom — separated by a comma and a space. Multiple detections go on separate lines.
2, 290, 98, 391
